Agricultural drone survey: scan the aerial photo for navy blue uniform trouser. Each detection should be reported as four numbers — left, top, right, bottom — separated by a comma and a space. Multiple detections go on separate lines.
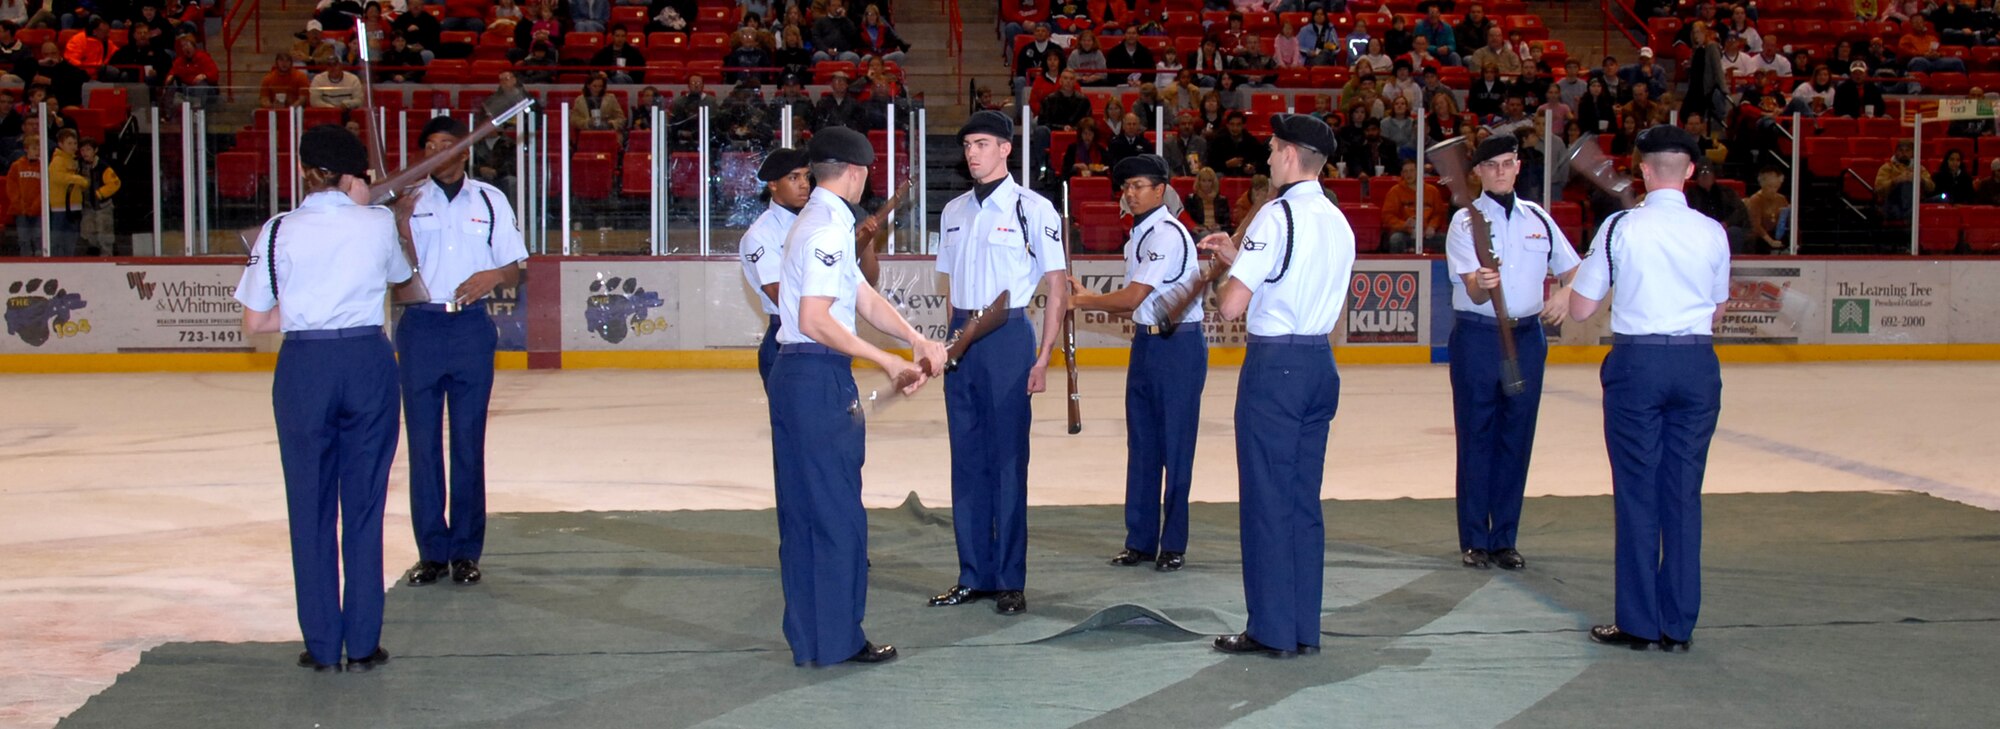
1602, 341, 1721, 642
768, 349, 870, 665
756, 315, 780, 387
395, 305, 497, 564
273, 332, 400, 665
1235, 338, 1339, 651
1124, 326, 1207, 555
1448, 314, 1549, 552
944, 311, 1035, 592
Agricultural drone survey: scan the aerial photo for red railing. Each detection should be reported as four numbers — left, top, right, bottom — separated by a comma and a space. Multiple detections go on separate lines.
222, 0, 265, 96
1600, 0, 1647, 56
946, 0, 964, 104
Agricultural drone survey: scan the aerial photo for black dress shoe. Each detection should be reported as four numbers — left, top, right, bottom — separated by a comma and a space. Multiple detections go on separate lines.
847, 641, 899, 664
1660, 636, 1693, 653
450, 559, 482, 585
345, 648, 390, 673
297, 650, 342, 673
1461, 549, 1491, 569
994, 591, 1026, 615
1296, 644, 1321, 656
1492, 548, 1526, 571
1154, 552, 1185, 572
927, 584, 997, 607
1109, 548, 1155, 566
1212, 633, 1295, 658
1588, 625, 1658, 650
405, 560, 448, 586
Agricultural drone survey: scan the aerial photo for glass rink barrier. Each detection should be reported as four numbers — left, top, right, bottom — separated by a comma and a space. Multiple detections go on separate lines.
61, 77, 2000, 264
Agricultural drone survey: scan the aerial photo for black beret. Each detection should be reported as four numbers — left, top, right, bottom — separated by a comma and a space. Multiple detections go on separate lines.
957, 110, 1015, 142
758, 147, 809, 181
1471, 133, 1519, 165
1110, 154, 1170, 188
420, 115, 469, 143
298, 124, 370, 178
807, 125, 875, 166
1268, 113, 1336, 158
1635, 124, 1701, 158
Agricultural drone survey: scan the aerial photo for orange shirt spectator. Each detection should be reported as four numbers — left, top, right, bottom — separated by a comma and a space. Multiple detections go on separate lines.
63, 24, 120, 77
1381, 172, 1448, 240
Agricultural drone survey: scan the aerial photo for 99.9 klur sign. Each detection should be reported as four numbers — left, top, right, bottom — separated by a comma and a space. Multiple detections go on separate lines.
1344, 269, 1423, 344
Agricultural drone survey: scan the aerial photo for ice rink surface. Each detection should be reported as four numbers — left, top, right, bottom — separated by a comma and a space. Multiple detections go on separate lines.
2, 361, 1994, 727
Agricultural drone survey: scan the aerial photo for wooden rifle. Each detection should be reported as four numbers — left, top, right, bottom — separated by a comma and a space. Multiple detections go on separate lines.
1428, 136, 1526, 396
1560, 134, 1640, 210
353, 17, 432, 306
856, 178, 912, 287
864, 291, 1009, 415
1058, 213, 1081, 434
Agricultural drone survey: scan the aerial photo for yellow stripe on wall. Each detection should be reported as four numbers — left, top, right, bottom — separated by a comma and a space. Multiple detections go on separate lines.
0, 352, 533, 373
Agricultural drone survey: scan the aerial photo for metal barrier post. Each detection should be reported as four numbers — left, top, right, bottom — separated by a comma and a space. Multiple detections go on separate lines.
698, 105, 710, 256
560, 103, 573, 256
267, 109, 280, 217
196, 107, 210, 254
180, 101, 194, 256
149, 107, 162, 255
918, 106, 930, 252
1414, 107, 1427, 255
1789, 115, 1801, 255
37, 102, 48, 256
1911, 114, 1922, 255
886, 102, 897, 252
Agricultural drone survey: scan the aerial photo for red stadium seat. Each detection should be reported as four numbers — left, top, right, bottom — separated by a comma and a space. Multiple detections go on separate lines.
612, 6, 648, 32
1842, 157, 1879, 203
216, 151, 262, 202
1804, 137, 1851, 178
1367, 175, 1398, 205
691, 31, 730, 59
1857, 117, 1900, 138
1218, 176, 1250, 204
1321, 177, 1362, 204
1075, 201, 1124, 252
1548, 201, 1584, 247
1918, 205, 1961, 253
1813, 116, 1856, 137
1070, 175, 1113, 203
576, 130, 620, 153
562, 32, 605, 62
669, 152, 702, 199
1963, 206, 2000, 252
1344, 203, 1383, 252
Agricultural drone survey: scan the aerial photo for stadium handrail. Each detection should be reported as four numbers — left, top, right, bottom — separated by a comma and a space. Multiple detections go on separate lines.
1601, 0, 1646, 56
222, 0, 265, 95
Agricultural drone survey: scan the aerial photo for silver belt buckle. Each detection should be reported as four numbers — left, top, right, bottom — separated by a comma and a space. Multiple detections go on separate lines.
443, 301, 462, 314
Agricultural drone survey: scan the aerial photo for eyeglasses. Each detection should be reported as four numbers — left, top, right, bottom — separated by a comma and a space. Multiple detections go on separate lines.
423, 139, 458, 150
1120, 180, 1159, 193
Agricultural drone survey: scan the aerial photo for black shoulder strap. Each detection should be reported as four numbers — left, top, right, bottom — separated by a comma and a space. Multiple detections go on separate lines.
1600, 209, 1630, 287
1525, 203, 1557, 262
1265, 199, 1295, 284
478, 189, 497, 247
1015, 197, 1036, 258
1163, 220, 1192, 285
265, 216, 286, 301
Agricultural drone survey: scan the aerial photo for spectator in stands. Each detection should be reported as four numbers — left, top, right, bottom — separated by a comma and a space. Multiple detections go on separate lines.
1618, 47, 1667, 101
1273, 21, 1303, 68
132, 5, 176, 50
1183, 166, 1231, 235
1876, 140, 1933, 220
62, 17, 113, 79
775, 25, 813, 80
45, 128, 84, 255
1164, 70, 1199, 116
6, 126, 36, 253
1878, 0, 1924, 23
26, 40, 83, 107
725, 25, 775, 83
1413, 6, 1459, 66
512, 4, 563, 61
857, 4, 907, 64
393, 0, 444, 62
1723, 5, 1759, 53
308, 61, 363, 109
1536, 83, 1572, 138
1381, 94, 1415, 151
1341, 73, 1386, 117
1608, 112, 1638, 155
359, 4, 390, 59
0, 22, 30, 84
1383, 13, 1413, 57
1195, 89, 1225, 135
1425, 88, 1461, 138
570, 0, 611, 33
1014, 22, 1058, 82
1377, 59, 1417, 108
1684, 23, 1724, 124
1833, 61, 1886, 118
75, 136, 114, 256
1720, 36, 1758, 81
1230, 32, 1277, 86
1156, 44, 1183, 87
1755, 37, 1792, 77
315, 0, 366, 32
815, 71, 861, 129
1000, 0, 1048, 46
771, 75, 816, 129
1213, 69, 1248, 109
1786, 65, 1835, 115
862, 55, 904, 100
1208, 110, 1268, 176
1231, 172, 1271, 220
720, 81, 773, 147
1355, 37, 1391, 74
1973, 158, 2000, 205
514, 40, 559, 83
1685, 161, 1753, 251
1163, 110, 1207, 174
293, 20, 345, 66
1683, 113, 1726, 164
1042, 70, 1090, 130
1186, 36, 1229, 87
1107, 112, 1148, 166
593, 27, 648, 84
483, 69, 534, 118
1069, 29, 1110, 86
1614, 81, 1657, 125
1935, 149, 1976, 204
1744, 166, 1788, 252
104, 24, 170, 87
1490, 94, 1532, 134
1467, 64, 1507, 117
1470, 28, 1519, 78
0, 0, 24, 29
669, 73, 716, 144
570, 73, 628, 131
381, 34, 428, 83
1859, 36, 1895, 76
1342, 117, 1398, 177
1455, 3, 1493, 57
488, 0, 524, 35
1108, 31, 1155, 86
1050, 0, 1096, 35
1062, 117, 1109, 179
811, 0, 862, 62
1300, 8, 1342, 66
257, 53, 311, 107
1382, 161, 1445, 251
1932, 0, 1984, 47
1901, 17, 1967, 74
1131, 82, 1164, 129
1029, 52, 1066, 110
1403, 35, 1444, 73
